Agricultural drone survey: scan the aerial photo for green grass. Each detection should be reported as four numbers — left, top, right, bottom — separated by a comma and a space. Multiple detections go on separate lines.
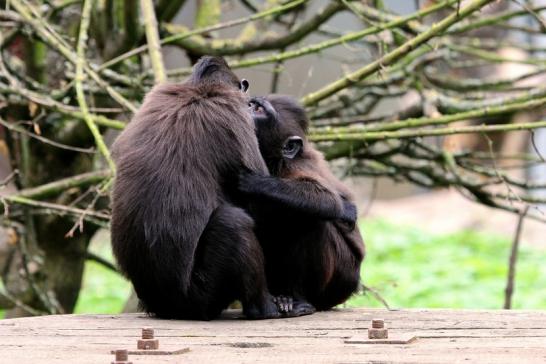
348, 219, 546, 309
74, 236, 131, 314
74, 260, 131, 314
73, 219, 546, 314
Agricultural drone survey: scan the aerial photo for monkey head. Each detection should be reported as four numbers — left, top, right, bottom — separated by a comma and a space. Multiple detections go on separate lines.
249, 95, 309, 175
190, 56, 249, 92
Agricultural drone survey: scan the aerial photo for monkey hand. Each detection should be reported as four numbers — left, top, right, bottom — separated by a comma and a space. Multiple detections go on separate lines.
237, 169, 267, 195
340, 200, 357, 228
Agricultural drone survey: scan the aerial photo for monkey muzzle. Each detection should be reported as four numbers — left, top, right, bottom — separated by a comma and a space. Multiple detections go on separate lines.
249, 97, 277, 122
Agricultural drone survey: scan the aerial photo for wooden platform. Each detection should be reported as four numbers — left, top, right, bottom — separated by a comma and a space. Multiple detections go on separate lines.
1, 308, 546, 363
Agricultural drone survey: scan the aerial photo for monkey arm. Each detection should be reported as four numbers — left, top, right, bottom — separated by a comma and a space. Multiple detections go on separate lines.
333, 222, 366, 262
341, 199, 357, 228
239, 172, 356, 223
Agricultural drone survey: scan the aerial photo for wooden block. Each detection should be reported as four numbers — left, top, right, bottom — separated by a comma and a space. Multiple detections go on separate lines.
110, 348, 190, 356
345, 333, 417, 345
137, 338, 159, 350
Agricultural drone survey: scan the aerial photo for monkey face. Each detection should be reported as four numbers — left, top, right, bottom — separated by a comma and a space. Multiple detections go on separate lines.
249, 97, 283, 171
249, 96, 306, 173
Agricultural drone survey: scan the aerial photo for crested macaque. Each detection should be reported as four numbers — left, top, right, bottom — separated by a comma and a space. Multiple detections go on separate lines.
239, 95, 365, 313
111, 56, 284, 320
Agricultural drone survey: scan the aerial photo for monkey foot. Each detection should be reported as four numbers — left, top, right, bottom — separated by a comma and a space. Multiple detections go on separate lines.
273, 296, 316, 317
289, 300, 316, 317
272, 295, 293, 313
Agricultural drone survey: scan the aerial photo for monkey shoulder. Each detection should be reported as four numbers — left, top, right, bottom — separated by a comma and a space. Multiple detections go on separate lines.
304, 145, 356, 201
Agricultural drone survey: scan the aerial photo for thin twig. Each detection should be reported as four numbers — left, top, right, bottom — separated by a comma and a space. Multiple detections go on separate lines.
311, 95, 546, 135
2, 195, 111, 220
140, 0, 166, 84
0, 289, 46, 315
0, 83, 126, 130
301, 0, 494, 106
0, 116, 95, 154
65, 186, 102, 238
310, 120, 546, 142
504, 206, 530, 309
362, 284, 392, 310
16, 170, 110, 200
74, 0, 116, 173
86, 252, 119, 273
100, 0, 308, 70
9, 0, 137, 113
166, 0, 458, 77
530, 130, 546, 163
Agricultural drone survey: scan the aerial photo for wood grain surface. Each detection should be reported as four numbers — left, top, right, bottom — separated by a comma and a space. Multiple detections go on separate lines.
1, 308, 546, 363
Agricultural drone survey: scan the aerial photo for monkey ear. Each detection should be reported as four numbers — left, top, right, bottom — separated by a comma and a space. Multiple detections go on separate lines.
282, 136, 303, 159
239, 79, 249, 93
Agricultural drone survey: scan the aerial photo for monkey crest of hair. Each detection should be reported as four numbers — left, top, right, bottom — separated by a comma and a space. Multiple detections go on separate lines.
110, 56, 280, 320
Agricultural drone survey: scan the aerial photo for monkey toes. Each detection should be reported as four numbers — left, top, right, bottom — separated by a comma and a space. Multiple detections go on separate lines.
273, 296, 316, 317
273, 295, 293, 313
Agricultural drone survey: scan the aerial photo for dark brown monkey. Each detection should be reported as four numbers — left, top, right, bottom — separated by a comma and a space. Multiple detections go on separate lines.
110, 56, 282, 320
239, 95, 365, 313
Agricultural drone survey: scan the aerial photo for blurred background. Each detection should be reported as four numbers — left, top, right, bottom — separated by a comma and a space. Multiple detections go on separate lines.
0, 0, 545, 317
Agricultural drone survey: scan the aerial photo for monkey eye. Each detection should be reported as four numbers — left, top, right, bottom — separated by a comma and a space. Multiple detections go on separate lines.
239, 79, 249, 92
282, 136, 303, 159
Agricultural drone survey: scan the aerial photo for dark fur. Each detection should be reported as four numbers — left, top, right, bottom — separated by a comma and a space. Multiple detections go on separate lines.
110, 57, 280, 320
240, 95, 365, 311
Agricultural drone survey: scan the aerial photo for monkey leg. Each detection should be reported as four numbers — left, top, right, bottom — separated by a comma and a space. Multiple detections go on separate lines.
262, 248, 317, 317
188, 204, 281, 320
267, 225, 360, 312
262, 246, 317, 317
308, 227, 362, 311
313, 269, 360, 311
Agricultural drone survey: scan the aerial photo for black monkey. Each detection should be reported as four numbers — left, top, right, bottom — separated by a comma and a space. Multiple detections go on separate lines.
110, 57, 282, 320
239, 95, 365, 313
